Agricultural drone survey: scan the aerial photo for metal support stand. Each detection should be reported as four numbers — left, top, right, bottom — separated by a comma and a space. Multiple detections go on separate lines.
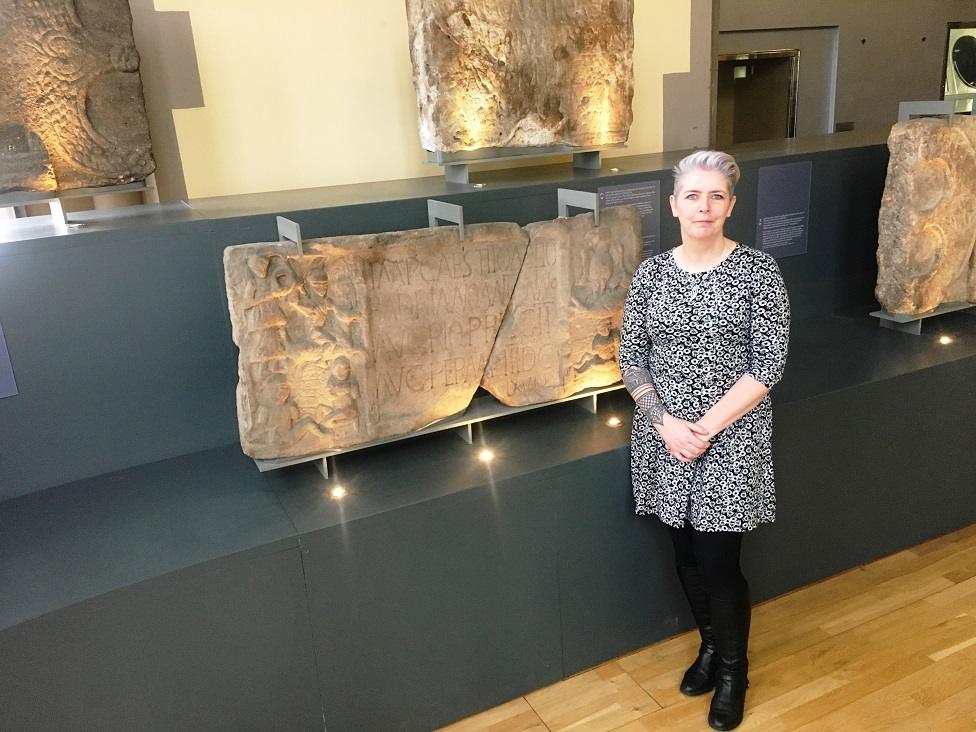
579, 393, 598, 414
0, 181, 150, 230
427, 199, 465, 239
897, 100, 955, 123
557, 188, 600, 226
453, 423, 473, 444
276, 216, 304, 255
48, 198, 67, 229
870, 301, 975, 335
573, 150, 602, 170
445, 164, 469, 185
426, 143, 624, 184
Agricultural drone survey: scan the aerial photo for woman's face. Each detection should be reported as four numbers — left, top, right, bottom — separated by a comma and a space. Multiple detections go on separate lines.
669, 168, 736, 242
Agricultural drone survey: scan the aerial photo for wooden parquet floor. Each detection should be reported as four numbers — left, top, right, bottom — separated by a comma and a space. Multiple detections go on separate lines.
440, 523, 976, 732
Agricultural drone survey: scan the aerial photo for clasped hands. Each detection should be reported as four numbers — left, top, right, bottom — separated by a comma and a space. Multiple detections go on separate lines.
655, 413, 713, 463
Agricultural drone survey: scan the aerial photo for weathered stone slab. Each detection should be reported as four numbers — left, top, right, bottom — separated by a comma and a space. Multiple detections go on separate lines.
224, 224, 528, 460
406, 0, 634, 152
0, 0, 155, 193
876, 117, 976, 315
482, 206, 641, 406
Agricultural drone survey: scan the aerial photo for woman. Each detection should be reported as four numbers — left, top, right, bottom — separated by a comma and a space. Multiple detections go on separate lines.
618, 150, 790, 731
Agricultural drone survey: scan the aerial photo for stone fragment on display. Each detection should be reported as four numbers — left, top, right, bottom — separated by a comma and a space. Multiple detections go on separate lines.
876, 117, 976, 315
482, 207, 642, 405
224, 224, 529, 459
0, 0, 155, 194
406, 0, 634, 152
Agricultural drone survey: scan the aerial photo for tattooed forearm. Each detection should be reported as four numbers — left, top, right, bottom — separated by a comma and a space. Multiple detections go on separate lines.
621, 366, 665, 426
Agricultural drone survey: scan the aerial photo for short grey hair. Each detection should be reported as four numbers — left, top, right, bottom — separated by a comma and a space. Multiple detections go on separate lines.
672, 150, 741, 194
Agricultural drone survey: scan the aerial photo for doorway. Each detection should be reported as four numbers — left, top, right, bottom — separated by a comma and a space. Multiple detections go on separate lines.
715, 50, 799, 148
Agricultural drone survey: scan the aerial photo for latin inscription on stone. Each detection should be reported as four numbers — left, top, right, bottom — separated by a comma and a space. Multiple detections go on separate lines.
0, 0, 155, 193
224, 224, 528, 459
876, 117, 976, 315
406, 0, 634, 152
482, 207, 642, 405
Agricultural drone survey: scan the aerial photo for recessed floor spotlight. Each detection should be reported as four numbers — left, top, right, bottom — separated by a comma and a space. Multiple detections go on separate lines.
478, 449, 495, 463
330, 485, 348, 500
938, 335, 954, 345
606, 416, 622, 427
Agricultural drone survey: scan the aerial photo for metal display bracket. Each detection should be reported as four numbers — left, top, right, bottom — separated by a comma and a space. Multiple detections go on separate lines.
870, 301, 975, 335
557, 187, 600, 226
0, 181, 149, 228
276, 216, 304, 256
897, 100, 956, 123
252, 384, 625, 479
427, 199, 465, 239
426, 143, 625, 185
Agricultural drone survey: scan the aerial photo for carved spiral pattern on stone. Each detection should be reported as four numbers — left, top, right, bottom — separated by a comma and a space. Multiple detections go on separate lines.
876, 118, 976, 314
0, 0, 154, 192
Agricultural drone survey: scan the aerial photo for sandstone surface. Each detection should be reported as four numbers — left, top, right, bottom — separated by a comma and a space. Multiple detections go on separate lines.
406, 0, 634, 152
224, 224, 529, 459
482, 207, 642, 405
0, 0, 155, 193
876, 117, 976, 314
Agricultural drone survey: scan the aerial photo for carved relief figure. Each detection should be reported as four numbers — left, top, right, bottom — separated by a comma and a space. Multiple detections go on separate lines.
406, 0, 634, 152
0, 0, 155, 193
481, 206, 642, 406
876, 117, 976, 314
225, 224, 529, 460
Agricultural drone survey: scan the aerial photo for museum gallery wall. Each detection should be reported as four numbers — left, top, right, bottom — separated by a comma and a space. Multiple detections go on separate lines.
0, 0, 155, 194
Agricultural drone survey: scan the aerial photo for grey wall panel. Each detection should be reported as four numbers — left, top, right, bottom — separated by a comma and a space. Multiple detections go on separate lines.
0, 221, 239, 500
554, 450, 693, 675
301, 476, 563, 731
749, 355, 976, 602
0, 544, 323, 732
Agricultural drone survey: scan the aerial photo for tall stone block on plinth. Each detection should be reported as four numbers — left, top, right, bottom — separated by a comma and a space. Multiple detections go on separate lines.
406, 0, 634, 152
876, 117, 976, 315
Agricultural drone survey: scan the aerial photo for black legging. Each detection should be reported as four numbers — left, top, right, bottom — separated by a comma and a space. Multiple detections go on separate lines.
668, 521, 748, 602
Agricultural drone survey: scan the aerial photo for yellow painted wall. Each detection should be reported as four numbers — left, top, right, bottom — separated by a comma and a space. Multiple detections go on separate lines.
145, 1, 694, 200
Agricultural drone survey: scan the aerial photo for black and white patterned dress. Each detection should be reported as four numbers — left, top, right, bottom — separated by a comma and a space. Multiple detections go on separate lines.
618, 244, 790, 532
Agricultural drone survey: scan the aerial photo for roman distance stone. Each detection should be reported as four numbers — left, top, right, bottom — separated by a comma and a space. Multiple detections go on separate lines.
224, 223, 529, 460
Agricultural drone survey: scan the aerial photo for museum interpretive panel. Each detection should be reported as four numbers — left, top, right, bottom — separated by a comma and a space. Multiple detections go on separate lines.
224, 208, 641, 460
406, 0, 634, 152
876, 117, 976, 315
0, 0, 155, 193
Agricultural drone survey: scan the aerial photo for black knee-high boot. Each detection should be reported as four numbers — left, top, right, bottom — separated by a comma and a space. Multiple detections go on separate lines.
675, 564, 718, 696
708, 594, 751, 731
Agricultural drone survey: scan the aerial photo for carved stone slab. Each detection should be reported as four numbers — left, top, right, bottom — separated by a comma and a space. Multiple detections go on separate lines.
876, 117, 976, 315
224, 224, 529, 459
0, 0, 155, 193
482, 207, 641, 405
406, 0, 634, 152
